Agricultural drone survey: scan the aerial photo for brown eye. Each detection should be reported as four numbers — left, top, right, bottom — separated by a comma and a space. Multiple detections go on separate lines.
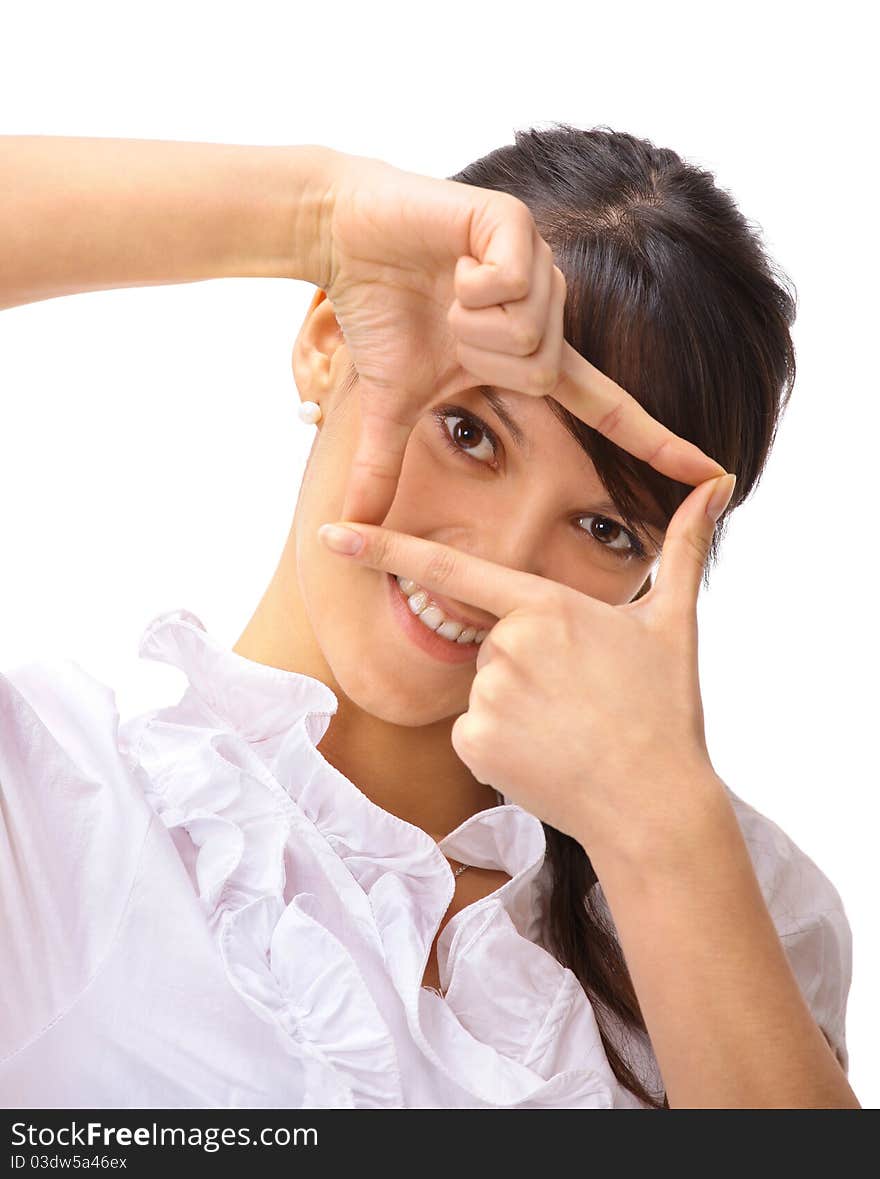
439, 411, 497, 465
576, 514, 639, 558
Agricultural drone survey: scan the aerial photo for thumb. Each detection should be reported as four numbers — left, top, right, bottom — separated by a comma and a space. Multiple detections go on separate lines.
340, 391, 415, 525
650, 472, 737, 612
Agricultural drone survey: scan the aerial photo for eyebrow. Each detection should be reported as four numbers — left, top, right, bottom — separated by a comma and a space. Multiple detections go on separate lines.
478, 386, 528, 450
477, 384, 668, 537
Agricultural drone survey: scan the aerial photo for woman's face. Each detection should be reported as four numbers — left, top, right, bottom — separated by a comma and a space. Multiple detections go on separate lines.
292, 292, 663, 728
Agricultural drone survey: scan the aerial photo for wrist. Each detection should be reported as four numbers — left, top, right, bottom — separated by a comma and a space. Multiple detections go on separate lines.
235, 143, 341, 286
584, 768, 737, 891
276, 143, 344, 287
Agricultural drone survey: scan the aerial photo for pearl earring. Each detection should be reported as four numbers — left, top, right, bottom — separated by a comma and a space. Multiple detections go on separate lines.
297, 400, 323, 426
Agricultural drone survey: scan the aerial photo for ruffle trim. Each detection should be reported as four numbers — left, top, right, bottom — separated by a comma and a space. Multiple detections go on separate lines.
117, 608, 624, 1108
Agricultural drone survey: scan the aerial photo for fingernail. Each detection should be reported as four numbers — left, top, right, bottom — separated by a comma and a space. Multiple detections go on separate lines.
706, 473, 737, 523
318, 523, 364, 555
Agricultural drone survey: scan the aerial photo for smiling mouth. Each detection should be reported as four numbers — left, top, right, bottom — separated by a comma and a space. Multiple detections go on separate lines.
391, 574, 490, 645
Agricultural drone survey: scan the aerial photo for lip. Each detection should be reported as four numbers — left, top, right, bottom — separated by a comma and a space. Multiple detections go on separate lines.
385, 572, 483, 664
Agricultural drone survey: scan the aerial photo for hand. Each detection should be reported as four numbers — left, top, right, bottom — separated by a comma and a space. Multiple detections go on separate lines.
317, 469, 737, 871
323, 153, 727, 525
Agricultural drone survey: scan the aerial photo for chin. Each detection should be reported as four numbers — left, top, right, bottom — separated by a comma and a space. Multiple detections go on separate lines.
328, 648, 464, 728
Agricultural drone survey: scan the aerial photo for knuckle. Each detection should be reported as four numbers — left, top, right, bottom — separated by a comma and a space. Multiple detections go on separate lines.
506, 271, 531, 302
511, 318, 542, 355
527, 363, 560, 397
422, 545, 458, 588
468, 712, 495, 752
452, 712, 484, 760
472, 674, 501, 709
488, 625, 522, 661
593, 398, 626, 441
371, 531, 396, 571
499, 201, 533, 298
349, 444, 400, 481
684, 531, 711, 567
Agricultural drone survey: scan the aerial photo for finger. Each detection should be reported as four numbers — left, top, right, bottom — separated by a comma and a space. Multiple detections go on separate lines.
552, 342, 728, 486
339, 393, 416, 525
316, 520, 552, 621
650, 472, 736, 615
454, 262, 567, 399
448, 232, 555, 357
455, 194, 536, 309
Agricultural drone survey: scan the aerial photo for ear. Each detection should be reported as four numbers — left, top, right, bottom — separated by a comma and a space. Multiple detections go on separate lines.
291, 288, 347, 405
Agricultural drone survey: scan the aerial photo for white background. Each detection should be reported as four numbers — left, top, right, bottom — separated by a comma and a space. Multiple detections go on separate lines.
1, 0, 876, 1107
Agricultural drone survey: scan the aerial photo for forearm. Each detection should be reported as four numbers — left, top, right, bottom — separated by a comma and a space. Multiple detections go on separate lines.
585, 775, 860, 1109
0, 135, 339, 311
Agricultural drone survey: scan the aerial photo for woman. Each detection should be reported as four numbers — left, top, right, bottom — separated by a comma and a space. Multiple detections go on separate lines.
0, 125, 858, 1109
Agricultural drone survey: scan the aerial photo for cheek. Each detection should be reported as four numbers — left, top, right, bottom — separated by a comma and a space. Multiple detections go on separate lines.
296, 514, 367, 646
382, 433, 498, 538
289, 422, 481, 723
296, 527, 473, 726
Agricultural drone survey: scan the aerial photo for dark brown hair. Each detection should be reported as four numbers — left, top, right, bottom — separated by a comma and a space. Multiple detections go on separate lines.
336, 123, 796, 1107
445, 123, 796, 1108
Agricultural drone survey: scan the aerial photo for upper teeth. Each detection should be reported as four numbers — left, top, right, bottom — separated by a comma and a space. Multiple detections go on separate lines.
396, 575, 488, 644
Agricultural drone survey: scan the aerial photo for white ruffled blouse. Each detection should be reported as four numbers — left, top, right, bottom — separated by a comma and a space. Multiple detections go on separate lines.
0, 608, 853, 1109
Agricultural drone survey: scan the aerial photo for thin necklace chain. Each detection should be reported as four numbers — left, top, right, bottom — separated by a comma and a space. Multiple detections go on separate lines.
440, 790, 504, 880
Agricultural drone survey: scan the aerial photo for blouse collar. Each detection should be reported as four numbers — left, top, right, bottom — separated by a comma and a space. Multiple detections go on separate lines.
136, 606, 339, 742
132, 607, 534, 878
119, 608, 624, 1108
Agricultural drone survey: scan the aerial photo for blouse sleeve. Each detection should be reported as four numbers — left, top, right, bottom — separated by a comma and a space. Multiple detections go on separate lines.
724, 787, 854, 1075
0, 658, 154, 1062
591, 787, 854, 1098
778, 905, 852, 1073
